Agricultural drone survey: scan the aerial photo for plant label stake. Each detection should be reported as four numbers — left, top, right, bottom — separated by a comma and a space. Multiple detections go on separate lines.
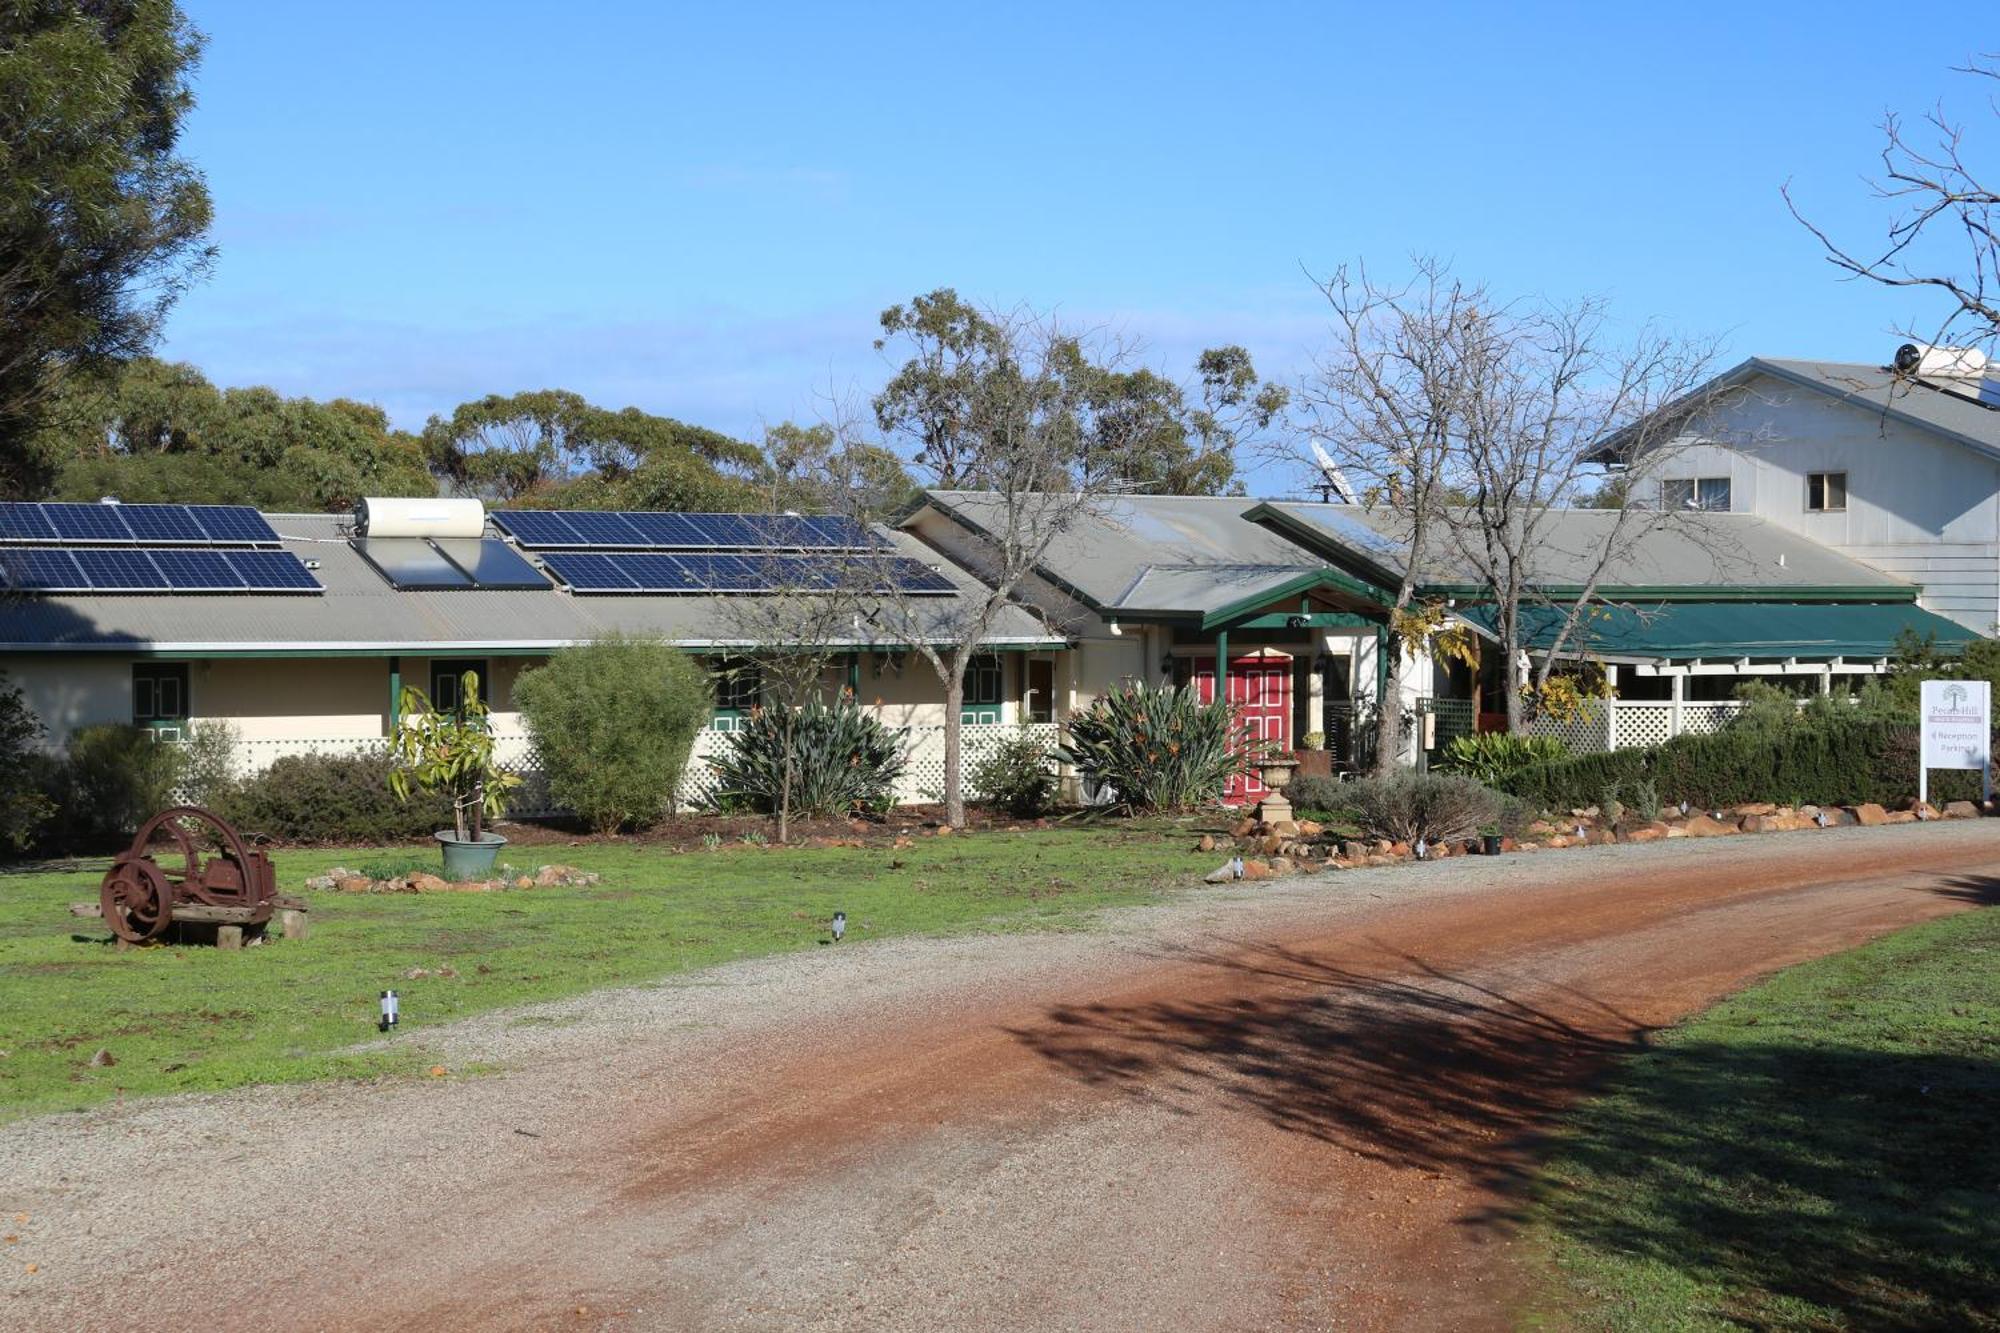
380, 989, 399, 1032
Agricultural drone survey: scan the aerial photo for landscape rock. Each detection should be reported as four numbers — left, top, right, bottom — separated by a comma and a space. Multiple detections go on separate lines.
1943, 800, 1982, 820
1196, 834, 1216, 853
303, 874, 336, 892
88, 1048, 115, 1068
515, 876, 534, 889
1297, 820, 1323, 837
1884, 810, 1918, 824
1681, 813, 1738, 838
1733, 802, 1777, 817
1269, 819, 1300, 837
335, 875, 372, 893
1624, 823, 1668, 843
1851, 803, 1890, 827
1270, 856, 1296, 874
1231, 817, 1258, 838
1240, 859, 1276, 880
410, 873, 448, 893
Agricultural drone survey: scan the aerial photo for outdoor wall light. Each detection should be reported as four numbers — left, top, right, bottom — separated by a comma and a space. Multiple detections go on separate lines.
831, 911, 846, 943
379, 989, 399, 1032
1414, 837, 1429, 861
1108, 619, 1122, 636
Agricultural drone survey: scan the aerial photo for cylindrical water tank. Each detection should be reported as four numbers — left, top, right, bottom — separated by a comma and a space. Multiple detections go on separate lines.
353, 497, 487, 539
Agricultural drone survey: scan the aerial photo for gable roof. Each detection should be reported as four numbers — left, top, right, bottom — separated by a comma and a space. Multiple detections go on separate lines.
1246, 502, 1914, 600
915, 492, 1364, 617
0, 513, 1063, 655
1587, 356, 2000, 465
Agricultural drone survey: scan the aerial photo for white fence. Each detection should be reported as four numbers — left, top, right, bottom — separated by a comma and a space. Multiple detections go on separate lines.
1528, 699, 1747, 754
217, 721, 1063, 817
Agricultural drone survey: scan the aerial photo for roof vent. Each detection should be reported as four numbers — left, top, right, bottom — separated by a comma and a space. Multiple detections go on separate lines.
1895, 342, 1990, 379
352, 497, 486, 539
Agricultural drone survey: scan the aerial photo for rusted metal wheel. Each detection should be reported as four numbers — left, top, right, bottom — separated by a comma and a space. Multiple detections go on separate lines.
100, 857, 174, 943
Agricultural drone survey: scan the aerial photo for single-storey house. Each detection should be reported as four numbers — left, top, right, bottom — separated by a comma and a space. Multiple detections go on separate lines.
0, 482, 1981, 811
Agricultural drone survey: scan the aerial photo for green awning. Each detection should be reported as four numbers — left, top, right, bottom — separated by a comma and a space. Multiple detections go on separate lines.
1459, 600, 1983, 662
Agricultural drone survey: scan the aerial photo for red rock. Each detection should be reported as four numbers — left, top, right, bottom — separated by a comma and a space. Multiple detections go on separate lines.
1944, 800, 1982, 820
1682, 813, 1738, 837
1851, 803, 1889, 827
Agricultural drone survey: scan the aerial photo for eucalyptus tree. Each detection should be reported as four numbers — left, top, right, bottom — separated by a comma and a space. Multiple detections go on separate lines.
0, 0, 214, 494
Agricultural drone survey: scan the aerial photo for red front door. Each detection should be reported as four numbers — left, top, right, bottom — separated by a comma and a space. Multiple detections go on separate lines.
1192, 652, 1293, 805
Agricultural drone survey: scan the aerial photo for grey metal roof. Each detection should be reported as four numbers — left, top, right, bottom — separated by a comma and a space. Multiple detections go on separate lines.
1590, 356, 2000, 464
0, 513, 1061, 653
918, 492, 1325, 615
1252, 502, 1913, 593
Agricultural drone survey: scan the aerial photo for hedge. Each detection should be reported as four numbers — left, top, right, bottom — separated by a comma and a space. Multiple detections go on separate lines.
1495, 719, 1982, 813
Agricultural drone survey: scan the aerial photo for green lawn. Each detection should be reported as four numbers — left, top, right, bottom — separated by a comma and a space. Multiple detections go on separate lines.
1525, 906, 2000, 1331
0, 827, 1215, 1121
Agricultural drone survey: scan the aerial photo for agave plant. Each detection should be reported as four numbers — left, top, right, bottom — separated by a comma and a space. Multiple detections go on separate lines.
709, 693, 907, 817
1057, 682, 1259, 813
1434, 731, 1569, 785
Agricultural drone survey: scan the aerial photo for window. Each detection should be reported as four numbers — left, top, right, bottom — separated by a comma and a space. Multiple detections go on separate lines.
710, 657, 760, 730
1807, 471, 1847, 512
963, 653, 1003, 724
1663, 477, 1732, 511
429, 659, 490, 714
133, 663, 188, 733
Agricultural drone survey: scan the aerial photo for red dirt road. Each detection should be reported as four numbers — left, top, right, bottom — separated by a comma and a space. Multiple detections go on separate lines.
8, 824, 1999, 1332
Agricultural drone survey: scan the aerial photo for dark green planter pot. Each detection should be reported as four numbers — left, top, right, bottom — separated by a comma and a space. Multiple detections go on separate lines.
435, 831, 507, 879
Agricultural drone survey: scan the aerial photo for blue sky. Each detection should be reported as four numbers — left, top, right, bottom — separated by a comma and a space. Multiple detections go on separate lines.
163, 2, 1992, 488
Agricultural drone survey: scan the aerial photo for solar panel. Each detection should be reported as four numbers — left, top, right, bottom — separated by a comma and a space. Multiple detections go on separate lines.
225, 550, 322, 591
489, 510, 585, 547
117, 505, 211, 544
559, 511, 648, 546
1, 548, 86, 591
42, 503, 134, 543
151, 549, 246, 590
187, 505, 282, 546
491, 509, 886, 551
430, 538, 550, 590
541, 551, 640, 590
72, 549, 166, 591
542, 549, 955, 595
353, 538, 474, 590
0, 503, 56, 541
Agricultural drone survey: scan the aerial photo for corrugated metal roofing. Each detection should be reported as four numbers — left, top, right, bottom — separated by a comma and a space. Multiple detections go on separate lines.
0, 513, 1061, 653
1459, 600, 1977, 662
1251, 503, 1912, 594
918, 492, 1326, 614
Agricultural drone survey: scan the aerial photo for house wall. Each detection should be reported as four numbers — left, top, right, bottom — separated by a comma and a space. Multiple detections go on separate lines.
1652, 375, 2000, 632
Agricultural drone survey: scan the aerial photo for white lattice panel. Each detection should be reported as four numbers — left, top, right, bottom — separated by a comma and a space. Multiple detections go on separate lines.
1679, 703, 1743, 735
1528, 701, 1613, 753
1610, 705, 1674, 750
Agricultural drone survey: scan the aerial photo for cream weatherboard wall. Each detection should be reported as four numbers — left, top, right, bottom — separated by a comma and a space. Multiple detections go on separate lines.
1654, 374, 2000, 631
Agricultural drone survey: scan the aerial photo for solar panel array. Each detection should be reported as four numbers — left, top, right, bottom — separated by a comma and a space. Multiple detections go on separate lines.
492, 510, 885, 552
0, 501, 319, 593
541, 551, 955, 595
0, 546, 321, 592
0, 502, 280, 546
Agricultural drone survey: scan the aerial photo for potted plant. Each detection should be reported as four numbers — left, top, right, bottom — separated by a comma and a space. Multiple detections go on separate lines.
388, 669, 521, 879
1295, 731, 1333, 780
1479, 824, 1504, 856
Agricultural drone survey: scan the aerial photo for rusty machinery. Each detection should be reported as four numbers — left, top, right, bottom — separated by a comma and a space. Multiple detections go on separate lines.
99, 806, 278, 944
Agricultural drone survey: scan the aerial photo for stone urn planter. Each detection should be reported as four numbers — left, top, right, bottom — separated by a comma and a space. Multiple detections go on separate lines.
1259, 756, 1300, 792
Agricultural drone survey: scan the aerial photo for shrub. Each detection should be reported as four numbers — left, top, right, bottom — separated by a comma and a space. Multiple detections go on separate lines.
1598, 781, 1625, 824
1435, 731, 1569, 784
709, 694, 906, 817
1630, 778, 1661, 822
36, 724, 186, 849
1498, 717, 1933, 813
1286, 773, 1347, 816
0, 673, 52, 850
1341, 771, 1502, 845
970, 727, 1059, 817
177, 719, 240, 810
514, 636, 711, 832
229, 750, 451, 843
1060, 682, 1250, 812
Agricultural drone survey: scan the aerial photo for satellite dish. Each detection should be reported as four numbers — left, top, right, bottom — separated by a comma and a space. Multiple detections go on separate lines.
1308, 439, 1359, 504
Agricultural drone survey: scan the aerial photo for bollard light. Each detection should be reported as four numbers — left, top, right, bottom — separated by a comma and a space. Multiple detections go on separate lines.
830, 911, 846, 943
380, 989, 399, 1032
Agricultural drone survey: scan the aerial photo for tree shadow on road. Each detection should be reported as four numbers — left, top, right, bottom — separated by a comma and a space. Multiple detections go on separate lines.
1007, 877, 2000, 1329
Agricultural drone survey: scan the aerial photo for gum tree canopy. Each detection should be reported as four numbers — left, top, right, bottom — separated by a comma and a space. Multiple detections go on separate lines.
0, 1, 214, 496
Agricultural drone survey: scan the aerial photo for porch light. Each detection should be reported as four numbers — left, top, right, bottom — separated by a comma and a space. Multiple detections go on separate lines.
379, 989, 399, 1032
1108, 619, 1122, 636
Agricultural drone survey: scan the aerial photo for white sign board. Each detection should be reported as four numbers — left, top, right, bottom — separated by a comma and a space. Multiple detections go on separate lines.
1919, 679, 1991, 803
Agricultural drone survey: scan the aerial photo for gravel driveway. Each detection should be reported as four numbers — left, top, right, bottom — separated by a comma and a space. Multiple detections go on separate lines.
6, 822, 1998, 1332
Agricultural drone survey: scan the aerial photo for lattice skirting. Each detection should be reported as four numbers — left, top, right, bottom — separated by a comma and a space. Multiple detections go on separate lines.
209, 723, 1064, 818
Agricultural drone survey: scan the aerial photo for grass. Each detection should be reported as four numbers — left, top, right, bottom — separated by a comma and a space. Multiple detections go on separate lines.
0, 826, 1216, 1121
1524, 907, 2000, 1331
